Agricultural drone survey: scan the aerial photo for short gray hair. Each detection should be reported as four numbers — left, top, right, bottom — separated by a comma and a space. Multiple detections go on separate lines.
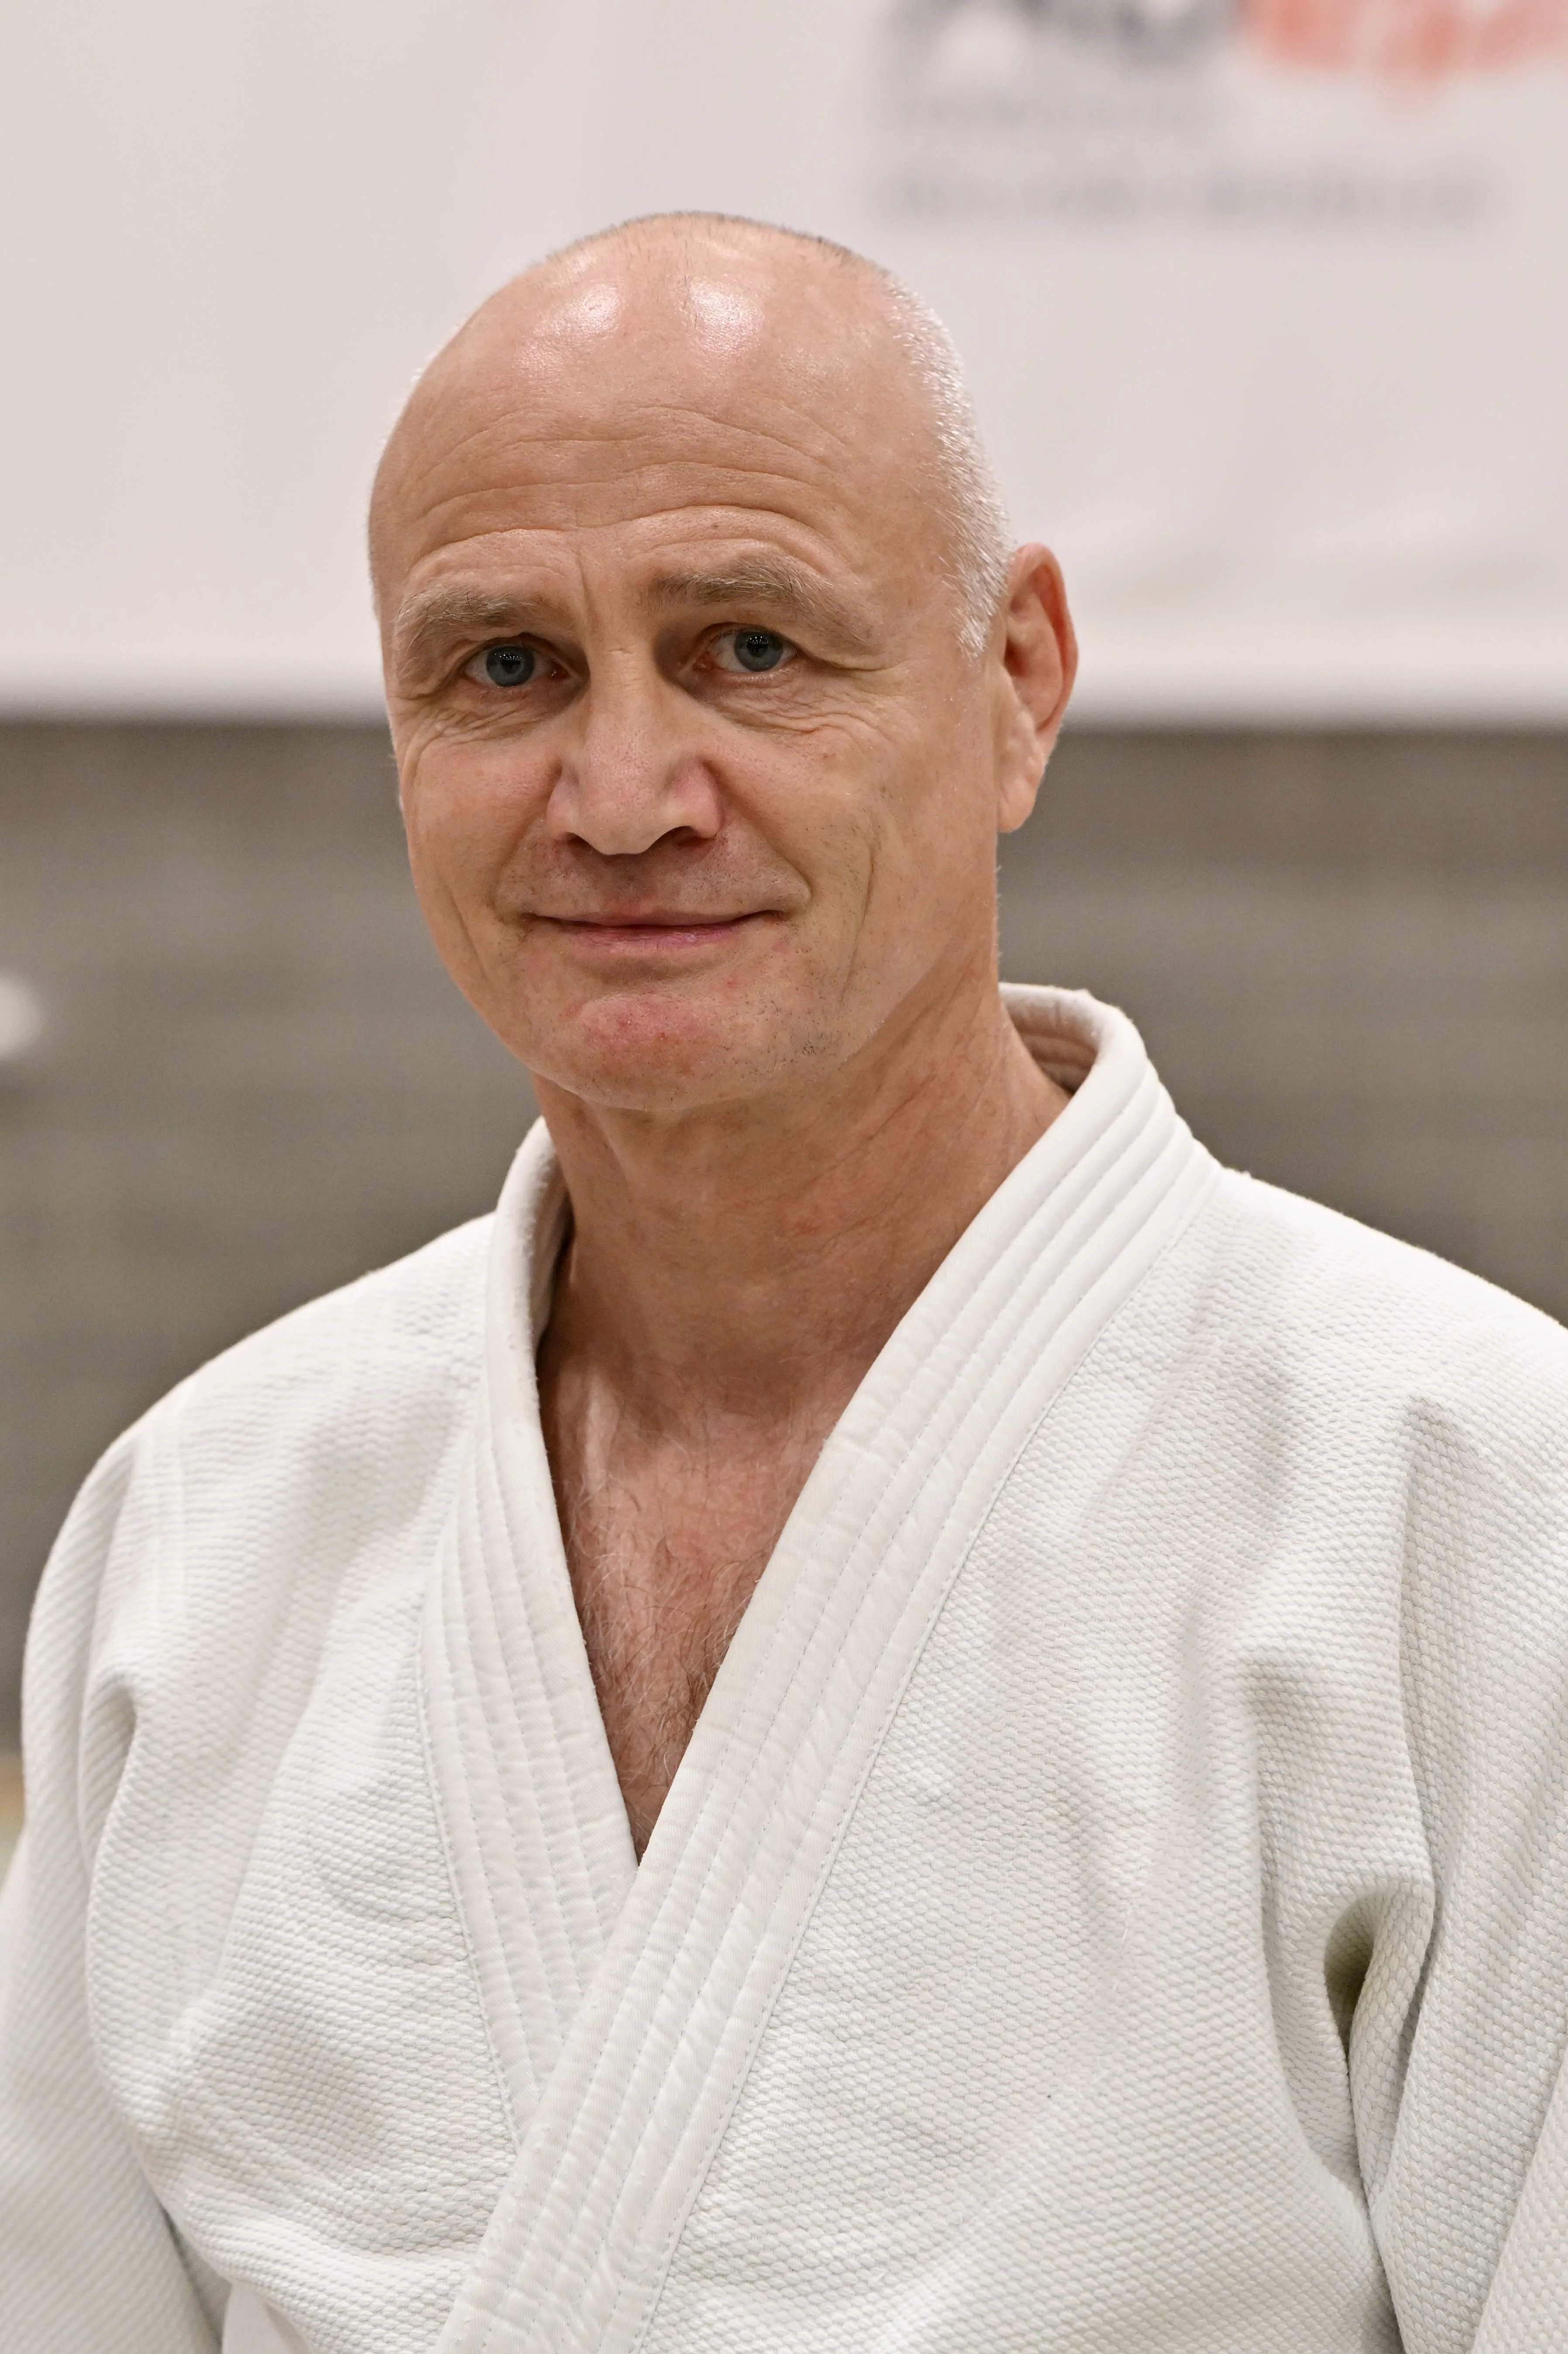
545, 214, 1015, 659
869, 271, 1014, 657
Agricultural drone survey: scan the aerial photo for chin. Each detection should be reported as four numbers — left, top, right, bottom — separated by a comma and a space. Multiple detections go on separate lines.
512, 984, 825, 1118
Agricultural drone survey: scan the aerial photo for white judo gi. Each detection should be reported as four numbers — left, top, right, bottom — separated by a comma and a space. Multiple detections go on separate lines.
3, 985, 1567, 2354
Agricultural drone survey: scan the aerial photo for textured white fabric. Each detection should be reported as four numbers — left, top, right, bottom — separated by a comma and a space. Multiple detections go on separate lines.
3, 985, 1567, 2354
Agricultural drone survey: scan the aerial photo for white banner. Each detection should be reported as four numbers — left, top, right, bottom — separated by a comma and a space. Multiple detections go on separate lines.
2, 0, 1564, 719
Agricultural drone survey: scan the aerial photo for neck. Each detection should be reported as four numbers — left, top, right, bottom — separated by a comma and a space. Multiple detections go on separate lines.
533, 976, 1069, 1430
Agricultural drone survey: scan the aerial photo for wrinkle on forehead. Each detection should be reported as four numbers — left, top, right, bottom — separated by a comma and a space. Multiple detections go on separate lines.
404, 403, 865, 525
389, 400, 879, 567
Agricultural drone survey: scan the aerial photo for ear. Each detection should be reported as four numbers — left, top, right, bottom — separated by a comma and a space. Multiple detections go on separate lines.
994, 544, 1077, 835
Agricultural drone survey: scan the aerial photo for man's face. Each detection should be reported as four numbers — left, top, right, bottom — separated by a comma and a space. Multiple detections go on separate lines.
377, 258, 1044, 1117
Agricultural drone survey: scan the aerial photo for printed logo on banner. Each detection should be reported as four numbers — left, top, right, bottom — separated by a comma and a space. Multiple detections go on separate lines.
877, 0, 1568, 225
1246, 0, 1568, 82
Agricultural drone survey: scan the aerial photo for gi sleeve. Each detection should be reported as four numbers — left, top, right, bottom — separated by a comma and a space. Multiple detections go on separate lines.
0, 1427, 218, 2352
1363, 1366, 1568, 2354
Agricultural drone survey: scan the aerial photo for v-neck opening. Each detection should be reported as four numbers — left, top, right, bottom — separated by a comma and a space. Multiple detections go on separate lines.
501, 983, 1110, 1881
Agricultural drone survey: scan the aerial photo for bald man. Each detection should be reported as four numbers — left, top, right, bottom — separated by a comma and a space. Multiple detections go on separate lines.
3, 217, 1567, 2354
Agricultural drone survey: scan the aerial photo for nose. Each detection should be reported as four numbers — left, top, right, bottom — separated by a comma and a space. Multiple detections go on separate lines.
544, 657, 722, 855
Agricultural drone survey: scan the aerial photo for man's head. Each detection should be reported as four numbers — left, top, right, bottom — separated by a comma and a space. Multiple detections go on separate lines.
372, 214, 1075, 1120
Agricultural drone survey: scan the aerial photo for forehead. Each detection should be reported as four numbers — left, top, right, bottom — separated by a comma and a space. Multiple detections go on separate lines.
375, 268, 938, 602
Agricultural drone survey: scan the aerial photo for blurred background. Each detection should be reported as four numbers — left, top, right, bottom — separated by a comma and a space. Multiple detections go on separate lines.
1, 0, 1566, 1784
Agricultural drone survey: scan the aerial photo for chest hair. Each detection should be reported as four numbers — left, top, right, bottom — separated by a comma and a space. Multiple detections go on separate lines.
554, 1421, 826, 1854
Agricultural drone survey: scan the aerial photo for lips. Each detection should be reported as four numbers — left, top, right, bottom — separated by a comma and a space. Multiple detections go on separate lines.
545, 911, 763, 929
530, 910, 773, 956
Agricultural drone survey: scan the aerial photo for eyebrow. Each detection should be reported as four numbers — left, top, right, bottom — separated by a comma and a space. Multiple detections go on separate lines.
391, 587, 541, 685
644, 561, 876, 653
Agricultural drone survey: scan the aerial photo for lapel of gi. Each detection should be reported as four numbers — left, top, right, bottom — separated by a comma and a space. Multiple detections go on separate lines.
427, 989, 1219, 2353
420, 1123, 638, 2135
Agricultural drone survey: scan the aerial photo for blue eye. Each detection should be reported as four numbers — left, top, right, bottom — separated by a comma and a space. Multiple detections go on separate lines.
482, 644, 537, 687
730, 629, 788, 673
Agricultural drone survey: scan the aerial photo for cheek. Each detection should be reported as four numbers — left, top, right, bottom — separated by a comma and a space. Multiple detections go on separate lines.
863, 705, 995, 895
399, 735, 545, 914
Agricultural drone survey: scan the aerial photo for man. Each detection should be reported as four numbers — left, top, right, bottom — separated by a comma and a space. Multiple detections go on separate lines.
1, 214, 1565, 2354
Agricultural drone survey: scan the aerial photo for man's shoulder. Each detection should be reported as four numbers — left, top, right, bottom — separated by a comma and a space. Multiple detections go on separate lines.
22, 1212, 498, 1785
144, 1208, 496, 1446
1203, 1164, 1568, 1431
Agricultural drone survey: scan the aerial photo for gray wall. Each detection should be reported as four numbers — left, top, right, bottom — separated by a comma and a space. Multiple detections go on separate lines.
3, 721, 1565, 1740
1001, 730, 1568, 1321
